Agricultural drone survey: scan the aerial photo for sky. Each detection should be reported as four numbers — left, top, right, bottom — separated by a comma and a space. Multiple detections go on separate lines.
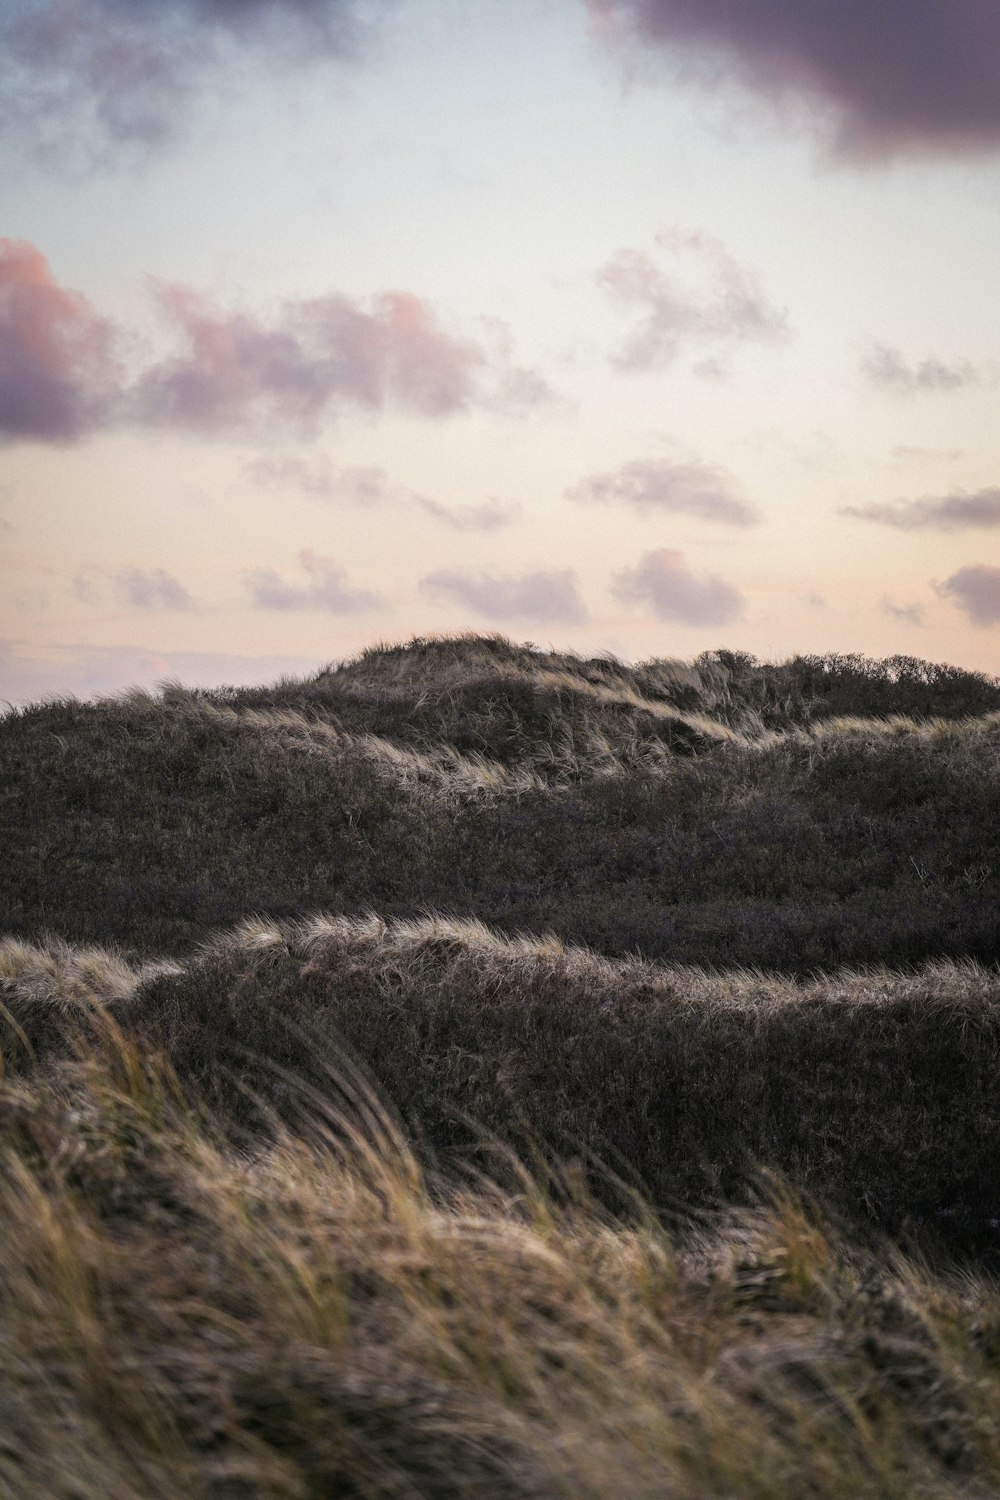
2, 0, 1000, 702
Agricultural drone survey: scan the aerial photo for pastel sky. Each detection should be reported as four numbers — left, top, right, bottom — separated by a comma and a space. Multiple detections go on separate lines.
3, 0, 1000, 702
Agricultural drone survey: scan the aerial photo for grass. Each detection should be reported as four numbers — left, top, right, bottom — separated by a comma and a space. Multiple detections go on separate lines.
4, 919, 999, 1248
3, 632, 1000, 1494
2, 640, 998, 966
6, 1022, 1000, 1498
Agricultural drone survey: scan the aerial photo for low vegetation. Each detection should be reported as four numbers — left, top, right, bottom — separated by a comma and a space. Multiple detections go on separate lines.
3, 634, 1000, 1494
3, 638, 999, 967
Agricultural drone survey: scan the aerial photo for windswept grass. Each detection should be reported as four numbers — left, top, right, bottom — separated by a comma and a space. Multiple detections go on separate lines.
4, 633, 1000, 1493
5, 1022, 1000, 1498
4, 920, 999, 1249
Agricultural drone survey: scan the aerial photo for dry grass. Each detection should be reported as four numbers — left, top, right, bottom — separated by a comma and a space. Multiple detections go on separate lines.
5, 1016, 1000, 1499
4, 634, 1000, 1493
5, 922, 1000, 1251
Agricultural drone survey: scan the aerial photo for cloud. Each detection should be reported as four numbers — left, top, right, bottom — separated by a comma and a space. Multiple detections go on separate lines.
244, 454, 520, 529
842, 489, 1000, 532
611, 548, 745, 625
590, 0, 1000, 159
936, 566, 1000, 627
891, 445, 964, 463
862, 345, 986, 395
598, 230, 786, 369
489, 365, 561, 415
133, 283, 487, 436
246, 549, 381, 613
2, 241, 521, 446
0, 0, 384, 166
0, 239, 120, 441
420, 568, 589, 624
243, 454, 394, 504
113, 567, 194, 610
415, 497, 521, 532
881, 597, 925, 627
568, 457, 759, 526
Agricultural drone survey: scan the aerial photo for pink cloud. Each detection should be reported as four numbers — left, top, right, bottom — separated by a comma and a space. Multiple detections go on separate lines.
591, 0, 1000, 160
132, 283, 488, 435
0, 239, 120, 441
1, 239, 524, 445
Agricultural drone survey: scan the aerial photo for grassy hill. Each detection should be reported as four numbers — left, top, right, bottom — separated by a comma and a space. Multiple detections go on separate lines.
3, 634, 1000, 1497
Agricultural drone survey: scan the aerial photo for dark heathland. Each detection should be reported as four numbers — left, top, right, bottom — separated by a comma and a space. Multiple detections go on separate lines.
3, 635, 1000, 1497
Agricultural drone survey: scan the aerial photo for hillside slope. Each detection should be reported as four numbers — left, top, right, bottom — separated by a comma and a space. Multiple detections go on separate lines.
5, 635, 1000, 1495
3, 636, 999, 970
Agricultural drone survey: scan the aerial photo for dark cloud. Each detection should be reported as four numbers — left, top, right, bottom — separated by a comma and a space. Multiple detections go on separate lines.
416, 497, 521, 532
0, 239, 120, 442
591, 0, 1000, 159
569, 456, 759, 526
936, 565, 1000, 626
842, 489, 1000, 532
612, 547, 744, 625
243, 454, 393, 504
862, 345, 986, 395
1, 0, 385, 165
881, 597, 926, 627
113, 567, 194, 610
246, 550, 381, 613
420, 568, 588, 624
598, 231, 786, 369
134, 283, 487, 435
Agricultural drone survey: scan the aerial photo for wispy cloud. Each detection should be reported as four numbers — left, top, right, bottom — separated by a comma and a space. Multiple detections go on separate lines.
246, 550, 382, 613
612, 548, 745, 625
590, 0, 1000, 160
881, 597, 926, 627
489, 364, 561, 415
842, 489, 1000, 532
861, 345, 987, 396
569, 457, 759, 527
72, 565, 196, 610
0, 239, 121, 442
114, 567, 194, 610
415, 497, 521, 532
243, 454, 395, 505
0, 0, 386, 167
891, 446, 964, 464
598, 230, 786, 370
421, 568, 588, 624
936, 566, 1000, 627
